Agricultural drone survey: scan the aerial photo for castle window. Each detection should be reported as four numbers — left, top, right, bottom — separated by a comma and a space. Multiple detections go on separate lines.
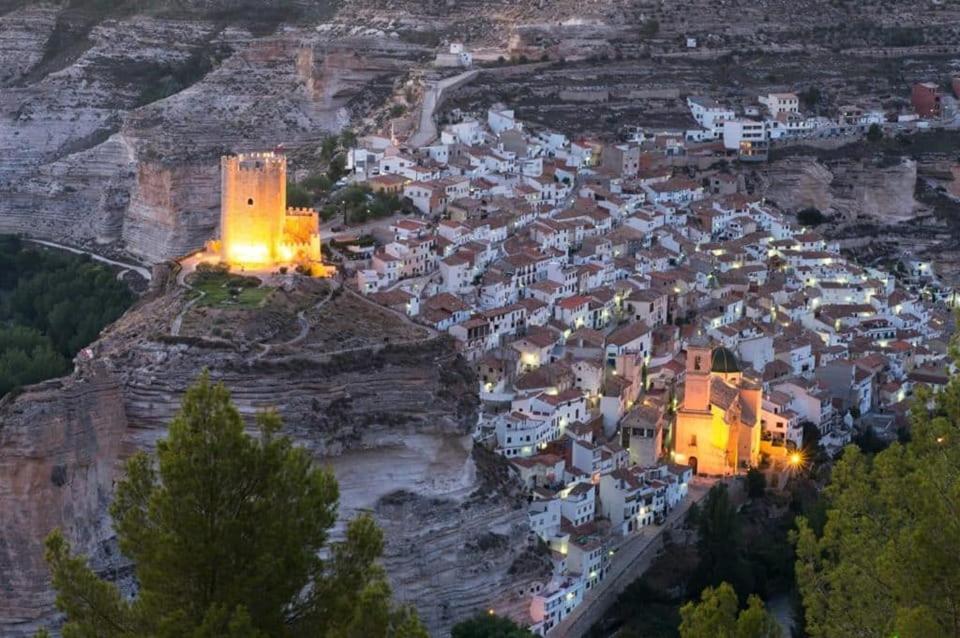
247, 198, 254, 206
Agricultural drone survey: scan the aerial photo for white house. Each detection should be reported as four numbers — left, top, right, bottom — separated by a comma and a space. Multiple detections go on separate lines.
687, 96, 736, 138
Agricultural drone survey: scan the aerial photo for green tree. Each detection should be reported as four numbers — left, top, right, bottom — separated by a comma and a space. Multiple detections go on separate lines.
866, 123, 884, 143
794, 374, 960, 638
679, 582, 780, 638
339, 129, 357, 149
689, 484, 754, 600
451, 614, 534, 638
796, 208, 826, 227
327, 155, 348, 182
287, 182, 313, 208
43, 372, 427, 638
320, 136, 339, 162
0, 325, 68, 396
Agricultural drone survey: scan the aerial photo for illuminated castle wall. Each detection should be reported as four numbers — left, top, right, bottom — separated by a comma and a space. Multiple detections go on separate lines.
220, 152, 321, 267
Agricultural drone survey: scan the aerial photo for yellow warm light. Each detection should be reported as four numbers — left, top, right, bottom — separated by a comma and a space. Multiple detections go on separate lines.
789, 451, 806, 469
278, 244, 295, 262
226, 243, 271, 267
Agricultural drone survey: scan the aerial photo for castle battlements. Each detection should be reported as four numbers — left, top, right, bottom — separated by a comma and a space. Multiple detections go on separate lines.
286, 206, 319, 217
223, 152, 286, 173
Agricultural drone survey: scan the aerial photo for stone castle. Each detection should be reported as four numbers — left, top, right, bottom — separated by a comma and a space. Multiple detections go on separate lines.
218, 151, 321, 268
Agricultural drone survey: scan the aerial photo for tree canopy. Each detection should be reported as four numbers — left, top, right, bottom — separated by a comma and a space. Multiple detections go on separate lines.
451, 614, 535, 638
0, 235, 134, 397
679, 582, 781, 638
794, 376, 960, 638
44, 372, 427, 638
688, 484, 755, 601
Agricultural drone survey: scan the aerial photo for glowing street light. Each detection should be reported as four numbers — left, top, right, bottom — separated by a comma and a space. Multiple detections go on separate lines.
789, 451, 805, 469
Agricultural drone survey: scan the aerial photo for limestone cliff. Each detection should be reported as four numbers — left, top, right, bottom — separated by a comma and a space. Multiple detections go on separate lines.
758, 154, 918, 222
0, 367, 129, 630
0, 4, 426, 263
0, 281, 529, 637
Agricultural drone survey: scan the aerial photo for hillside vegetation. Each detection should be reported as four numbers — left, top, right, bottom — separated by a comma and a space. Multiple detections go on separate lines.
0, 235, 134, 397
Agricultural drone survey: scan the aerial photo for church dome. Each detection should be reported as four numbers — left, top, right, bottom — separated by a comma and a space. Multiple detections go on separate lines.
711, 346, 741, 373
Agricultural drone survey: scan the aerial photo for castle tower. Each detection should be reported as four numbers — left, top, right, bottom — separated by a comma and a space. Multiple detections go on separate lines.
220, 152, 287, 267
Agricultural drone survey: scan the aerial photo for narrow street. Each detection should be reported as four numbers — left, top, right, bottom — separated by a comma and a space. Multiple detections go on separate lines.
553, 479, 718, 638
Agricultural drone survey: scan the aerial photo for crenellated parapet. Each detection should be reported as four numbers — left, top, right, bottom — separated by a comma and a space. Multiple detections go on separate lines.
285, 206, 319, 217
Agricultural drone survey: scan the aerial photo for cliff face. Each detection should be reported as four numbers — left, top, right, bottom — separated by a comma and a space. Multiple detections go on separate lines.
0, 368, 129, 628
0, 283, 527, 637
0, 4, 424, 262
759, 155, 918, 222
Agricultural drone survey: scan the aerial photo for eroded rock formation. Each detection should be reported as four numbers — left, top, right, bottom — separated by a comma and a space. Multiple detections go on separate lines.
0, 4, 425, 262
0, 280, 528, 637
758, 154, 918, 222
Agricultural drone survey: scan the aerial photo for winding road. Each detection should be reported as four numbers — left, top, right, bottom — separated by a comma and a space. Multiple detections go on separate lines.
408, 69, 479, 148
24, 238, 152, 281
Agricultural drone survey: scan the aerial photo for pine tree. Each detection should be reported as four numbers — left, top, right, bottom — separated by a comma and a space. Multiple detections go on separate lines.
794, 374, 960, 638
451, 614, 535, 638
43, 372, 427, 638
679, 582, 781, 638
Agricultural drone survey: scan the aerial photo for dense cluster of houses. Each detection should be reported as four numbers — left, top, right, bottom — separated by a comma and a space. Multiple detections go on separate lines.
685, 83, 952, 161
343, 101, 954, 635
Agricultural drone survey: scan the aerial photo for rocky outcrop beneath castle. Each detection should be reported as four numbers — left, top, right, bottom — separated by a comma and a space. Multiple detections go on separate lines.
0, 5, 425, 263
0, 283, 525, 637
758, 154, 918, 222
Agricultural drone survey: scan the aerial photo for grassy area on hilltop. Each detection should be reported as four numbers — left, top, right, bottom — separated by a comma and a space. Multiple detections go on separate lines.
188, 263, 272, 309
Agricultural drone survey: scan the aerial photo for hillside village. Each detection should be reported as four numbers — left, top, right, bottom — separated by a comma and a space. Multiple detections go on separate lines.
327, 81, 959, 634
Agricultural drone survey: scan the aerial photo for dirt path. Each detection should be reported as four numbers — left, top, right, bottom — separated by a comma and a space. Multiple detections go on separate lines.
254, 279, 341, 360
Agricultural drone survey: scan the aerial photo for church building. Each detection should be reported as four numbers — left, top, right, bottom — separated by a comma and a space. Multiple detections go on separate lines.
674, 337, 762, 476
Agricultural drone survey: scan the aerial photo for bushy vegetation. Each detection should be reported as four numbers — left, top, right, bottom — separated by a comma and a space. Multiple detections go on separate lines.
287, 181, 313, 208
679, 582, 780, 638
0, 235, 134, 397
286, 130, 356, 211
794, 377, 960, 637
452, 614, 535, 638
321, 184, 407, 224
796, 208, 826, 227
136, 43, 233, 106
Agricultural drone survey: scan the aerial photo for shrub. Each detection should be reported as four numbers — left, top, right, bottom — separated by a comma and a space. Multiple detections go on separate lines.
797, 207, 826, 226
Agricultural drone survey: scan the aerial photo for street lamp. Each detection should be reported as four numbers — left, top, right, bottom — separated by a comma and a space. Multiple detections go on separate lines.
789, 451, 805, 469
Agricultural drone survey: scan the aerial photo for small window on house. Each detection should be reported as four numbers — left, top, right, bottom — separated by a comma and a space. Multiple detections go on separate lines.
247, 198, 254, 206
